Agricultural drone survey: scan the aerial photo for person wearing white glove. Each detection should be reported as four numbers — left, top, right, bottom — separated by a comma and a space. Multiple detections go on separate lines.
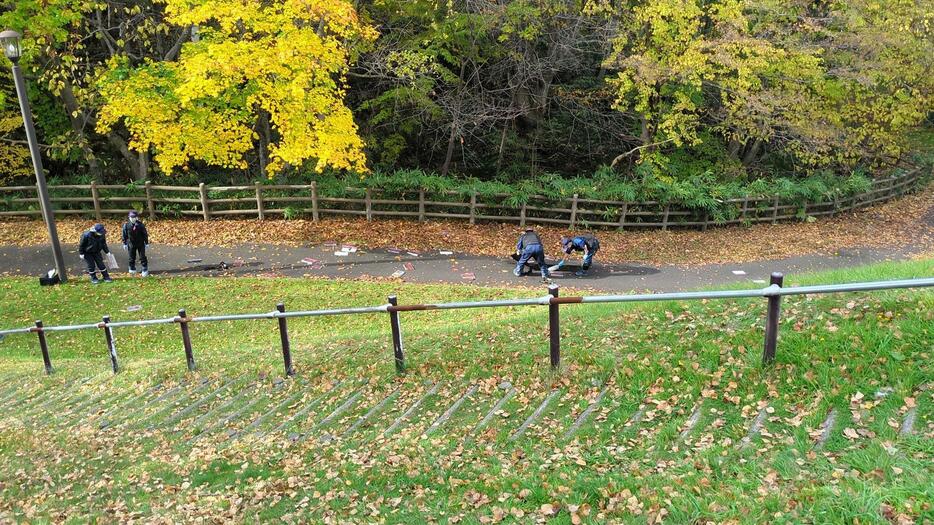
121, 211, 151, 277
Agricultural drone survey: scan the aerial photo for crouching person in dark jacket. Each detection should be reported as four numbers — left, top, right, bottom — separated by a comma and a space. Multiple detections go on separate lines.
79, 223, 112, 284
514, 228, 551, 282
561, 234, 600, 276
122, 211, 150, 276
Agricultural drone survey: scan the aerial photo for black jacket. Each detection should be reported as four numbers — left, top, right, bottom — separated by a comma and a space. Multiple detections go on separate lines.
122, 221, 149, 246
516, 231, 543, 251
78, 231, 110, 255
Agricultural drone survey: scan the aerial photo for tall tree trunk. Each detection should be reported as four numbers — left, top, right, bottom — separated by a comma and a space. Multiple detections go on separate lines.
441, 119, 457, 177
136, 149, 149, 181
639, 115, 651, 146
742, 139, 763, 166
495, 121, 509, 173
60, 79, 140, 180
727, 138, 742, 158
58, 82, 102, 179
440, 61, 467, 176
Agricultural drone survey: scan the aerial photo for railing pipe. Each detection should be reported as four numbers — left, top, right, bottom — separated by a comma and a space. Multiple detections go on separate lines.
770, 278, 934, 296
273, 305, 390, 318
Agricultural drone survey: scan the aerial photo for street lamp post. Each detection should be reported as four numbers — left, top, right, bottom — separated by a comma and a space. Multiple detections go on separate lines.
1, 29, 68, 283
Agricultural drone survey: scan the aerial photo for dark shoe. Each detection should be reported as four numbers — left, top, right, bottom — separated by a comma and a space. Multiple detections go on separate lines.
90, 277, 100, 284
103, 277, 114, 283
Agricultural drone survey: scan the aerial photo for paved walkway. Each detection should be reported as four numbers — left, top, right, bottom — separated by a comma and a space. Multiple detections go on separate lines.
0, 241, 916, 292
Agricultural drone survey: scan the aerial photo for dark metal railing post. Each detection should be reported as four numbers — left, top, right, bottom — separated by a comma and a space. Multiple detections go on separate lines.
178, 309, 196, 371
102, 315, 119, 373
762, 272, 784, 365
388, 295, 405, 374
34, 320, 53, 375
276, 303, 294, 377
548, 285, 560, 370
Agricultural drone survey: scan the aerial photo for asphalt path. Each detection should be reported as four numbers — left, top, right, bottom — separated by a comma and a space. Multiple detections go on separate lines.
0, 241, 914, 292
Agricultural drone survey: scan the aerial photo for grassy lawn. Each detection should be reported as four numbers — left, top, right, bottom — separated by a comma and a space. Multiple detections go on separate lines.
0, 259, 931, 523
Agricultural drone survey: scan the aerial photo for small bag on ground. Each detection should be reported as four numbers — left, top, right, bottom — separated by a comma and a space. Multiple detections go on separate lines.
106, 252, 119, 270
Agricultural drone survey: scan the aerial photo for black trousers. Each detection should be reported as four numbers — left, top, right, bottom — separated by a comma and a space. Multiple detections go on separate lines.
84, 252, 109, 278
128, 243, 148, 271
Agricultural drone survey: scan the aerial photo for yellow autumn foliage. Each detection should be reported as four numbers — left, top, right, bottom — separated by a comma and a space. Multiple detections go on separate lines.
97, 0, 376, 176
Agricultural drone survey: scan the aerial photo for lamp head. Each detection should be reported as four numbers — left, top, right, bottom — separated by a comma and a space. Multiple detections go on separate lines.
0, 30, 22, 62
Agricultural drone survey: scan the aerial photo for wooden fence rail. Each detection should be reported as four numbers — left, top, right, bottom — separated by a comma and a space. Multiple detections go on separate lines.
0, 167, 927, 231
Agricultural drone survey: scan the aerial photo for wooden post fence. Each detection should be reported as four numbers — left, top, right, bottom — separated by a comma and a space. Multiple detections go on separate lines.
199, 183, 210, 221
310, 181, 319, 221
418, 189, 426, 222
90, 181, 102, 221
255, 182, 265, 220
144, 181, 156, 220
617, 203, 628, 231
0, 167, 924, 228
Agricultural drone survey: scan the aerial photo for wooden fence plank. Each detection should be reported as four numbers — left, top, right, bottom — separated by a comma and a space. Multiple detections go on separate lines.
148, 185, 200, 192
569, 193, 579, 230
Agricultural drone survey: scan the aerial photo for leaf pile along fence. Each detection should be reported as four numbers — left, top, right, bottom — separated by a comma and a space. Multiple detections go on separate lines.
1, 276, 932, 378
0, 167, 926, 230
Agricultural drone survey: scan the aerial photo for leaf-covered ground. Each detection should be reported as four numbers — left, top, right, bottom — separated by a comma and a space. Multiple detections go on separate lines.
0, 259, 931, 523
0, 182, 931, 266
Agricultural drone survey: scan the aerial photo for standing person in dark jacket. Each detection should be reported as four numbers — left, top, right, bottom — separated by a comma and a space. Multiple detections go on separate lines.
560, 234, 600, 276
121, 211, 150, 276
514, 228, 551, 282
78, 223, 113, 284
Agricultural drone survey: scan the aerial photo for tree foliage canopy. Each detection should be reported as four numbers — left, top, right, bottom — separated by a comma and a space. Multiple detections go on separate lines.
0, 0, 931, 183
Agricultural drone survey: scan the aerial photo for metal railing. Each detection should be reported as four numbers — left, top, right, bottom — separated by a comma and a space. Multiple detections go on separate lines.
1, 274, 932, 376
